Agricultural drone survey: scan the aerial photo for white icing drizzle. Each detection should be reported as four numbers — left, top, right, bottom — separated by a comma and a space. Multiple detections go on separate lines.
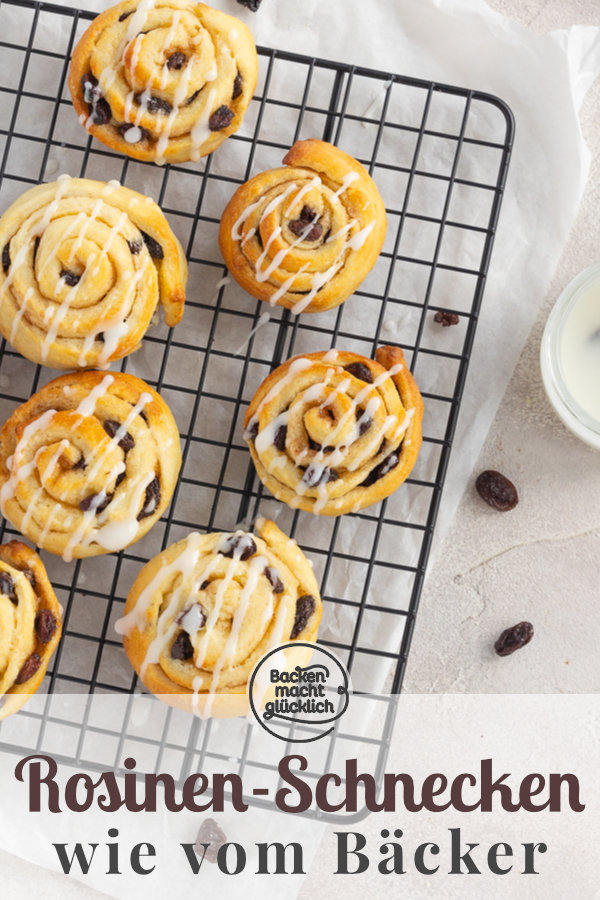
76, 374, 115, 417
255, 411, 289, 455
284, 176, 322, 215
124, 126, 143, 144
189, 86, 216, 164
333, 171, 360, 197
259, 183, 298, 225
254, 357, 313, 418
115, 533, 206, 638
233, 311, 271, 357
268, 265, 309, 307
231, 199, 262, 240
3, 175, 73, 343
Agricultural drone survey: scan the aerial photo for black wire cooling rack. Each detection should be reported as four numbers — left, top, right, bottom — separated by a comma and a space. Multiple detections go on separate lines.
0, 0, 514, 821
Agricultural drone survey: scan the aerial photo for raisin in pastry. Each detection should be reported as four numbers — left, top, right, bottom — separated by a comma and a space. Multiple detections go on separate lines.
68, 0, 258, 164
0, 176, 187, 369
243, 346, 423, 516
116, 517, 322, 717
0, 371, 181, 560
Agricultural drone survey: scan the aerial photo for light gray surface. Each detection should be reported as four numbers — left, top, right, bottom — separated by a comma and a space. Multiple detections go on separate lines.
403, 0, 600, 695
1, 0, 599, 897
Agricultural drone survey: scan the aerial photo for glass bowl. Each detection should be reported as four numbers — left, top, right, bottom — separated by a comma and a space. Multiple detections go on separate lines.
540, 261, 600, 451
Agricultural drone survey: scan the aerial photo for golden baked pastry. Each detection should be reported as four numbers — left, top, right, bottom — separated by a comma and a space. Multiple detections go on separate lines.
0, 540, 62, 720
68, 0, 258, 165
244, 346, 423, 515
219, 139, 387, 313
0, 371, 181, 561
116, 517, 322, 717
0, 175, 187, 370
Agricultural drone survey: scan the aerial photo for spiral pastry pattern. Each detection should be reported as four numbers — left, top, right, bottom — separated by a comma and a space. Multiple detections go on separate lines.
0, 540, 62, 720
0, 176, 187, 370
243, 346, 423, 516
0, 371, 182, 561
219, 139, 387, 314
116, 517, 322, 716
68, 0, 258, 165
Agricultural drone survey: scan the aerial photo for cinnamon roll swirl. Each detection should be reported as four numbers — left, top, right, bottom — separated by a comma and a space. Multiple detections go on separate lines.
0, 540, 62, 720
243, 346, 423, 515
0, 176, 187, 370
0, 371, 181, 560
219, 139, 387, 313
116, 517, 322, 716
68, 0, 258, 165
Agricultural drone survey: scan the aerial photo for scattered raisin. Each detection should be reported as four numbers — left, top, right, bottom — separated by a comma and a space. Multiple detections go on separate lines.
264, 566, 284, 594
494, 621, 534, 657
141, 231, 164, 259
15, 652, 41, 684
96, 332, 105, 343
476, 470, 519, 512
291, 595, 315, 639
232, 71, 243, 100
274, 425, 287, 451
166, 51, 186, 70
80, 492, 112, 513
0, 572, 17, 604
200, 580, 210, 591
134, 92, 172, 115
115, 471, 126, 487
137, 476, 160, 520
2, 243, 10, 273
32, 236, 40, 264
344, 362, 373, 383
434, 310, 460, 327
219, 533, 256, 560
195, 819, 227, 863
209, 105, 234, 131
60, 269, 80, 287
35, 609, 57, 644
103, 420, 135, 453
358, 416, 373, 436
308, 437, 321, 452
235, 0, 263, 10
288, 205, 323, 242
171, 632, 194, 660
118, 9, 133, 21
73, 456, 86, 470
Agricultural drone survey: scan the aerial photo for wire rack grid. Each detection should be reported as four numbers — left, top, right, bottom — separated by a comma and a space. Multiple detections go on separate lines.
0, 0, 513, 821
